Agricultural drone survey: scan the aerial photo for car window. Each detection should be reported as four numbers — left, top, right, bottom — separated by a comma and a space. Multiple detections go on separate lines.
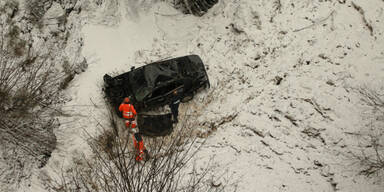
135, 87, 152, 102
148, 81, 182, 100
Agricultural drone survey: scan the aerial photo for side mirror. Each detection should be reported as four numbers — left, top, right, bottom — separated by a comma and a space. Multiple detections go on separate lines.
131, 66, 135, 71
103, 74, 112, 86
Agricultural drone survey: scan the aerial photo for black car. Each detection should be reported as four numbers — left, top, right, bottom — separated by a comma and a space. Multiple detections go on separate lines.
103, 55, 210, 134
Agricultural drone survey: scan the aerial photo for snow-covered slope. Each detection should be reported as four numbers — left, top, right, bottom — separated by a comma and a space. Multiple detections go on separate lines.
23, 0, 384, 191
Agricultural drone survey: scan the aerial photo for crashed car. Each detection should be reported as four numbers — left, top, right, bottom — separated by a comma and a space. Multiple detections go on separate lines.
103, 55, 210, 136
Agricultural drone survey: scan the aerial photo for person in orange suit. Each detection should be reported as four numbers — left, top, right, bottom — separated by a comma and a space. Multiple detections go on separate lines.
132, 133, 149, 161
119, 97, 149, 161
119, 97, 137, 129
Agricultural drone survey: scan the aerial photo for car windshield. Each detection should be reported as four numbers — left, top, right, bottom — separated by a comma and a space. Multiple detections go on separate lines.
132, 61, 179, 101
135, 87, 152, 102
144, 61, 179, 88
148, 80, 182, 100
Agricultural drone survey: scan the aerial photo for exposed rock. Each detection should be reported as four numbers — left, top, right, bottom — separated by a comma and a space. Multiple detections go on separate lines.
314, 160, 323, 167
274, 75, 283, 85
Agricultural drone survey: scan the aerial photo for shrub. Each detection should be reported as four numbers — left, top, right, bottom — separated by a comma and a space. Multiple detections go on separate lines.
354, 87, 384, 177
47, 105, 226, 192
0, 5, 60, 186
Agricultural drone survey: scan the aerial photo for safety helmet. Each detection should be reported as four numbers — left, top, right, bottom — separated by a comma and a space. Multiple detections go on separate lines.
124, 97, 130, 103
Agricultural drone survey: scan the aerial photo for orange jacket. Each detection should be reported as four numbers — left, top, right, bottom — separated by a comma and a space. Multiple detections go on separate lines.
119, 103, 137, 119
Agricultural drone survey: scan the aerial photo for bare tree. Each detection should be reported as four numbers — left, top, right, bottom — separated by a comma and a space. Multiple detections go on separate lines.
358, 132, 384, 176
47, 105, 227, 192
352, 87, 384, 177
0, 1, 70, 190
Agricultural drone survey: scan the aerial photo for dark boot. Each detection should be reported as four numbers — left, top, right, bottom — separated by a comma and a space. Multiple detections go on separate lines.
143, 149, 150, 161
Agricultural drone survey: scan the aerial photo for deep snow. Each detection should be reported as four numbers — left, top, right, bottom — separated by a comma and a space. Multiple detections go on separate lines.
21, 0, 384, 191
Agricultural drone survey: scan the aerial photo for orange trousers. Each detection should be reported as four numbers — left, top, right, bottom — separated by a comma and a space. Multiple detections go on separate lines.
132, 133, 146, 161
125, 119, 136, 128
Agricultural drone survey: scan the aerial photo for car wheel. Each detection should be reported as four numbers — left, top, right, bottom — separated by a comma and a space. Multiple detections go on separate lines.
181, 93, 194, 103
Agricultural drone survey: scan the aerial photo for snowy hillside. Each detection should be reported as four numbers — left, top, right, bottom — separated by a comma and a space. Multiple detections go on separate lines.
18, 0, 384, 191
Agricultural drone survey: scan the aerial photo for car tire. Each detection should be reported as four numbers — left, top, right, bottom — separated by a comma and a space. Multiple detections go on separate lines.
181, 93, 194, 103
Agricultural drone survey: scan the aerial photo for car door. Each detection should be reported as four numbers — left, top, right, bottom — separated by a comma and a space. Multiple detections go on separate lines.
137, 113, 173, 136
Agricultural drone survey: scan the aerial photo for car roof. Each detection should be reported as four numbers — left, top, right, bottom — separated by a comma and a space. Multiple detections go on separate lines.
127, 55, 204, 99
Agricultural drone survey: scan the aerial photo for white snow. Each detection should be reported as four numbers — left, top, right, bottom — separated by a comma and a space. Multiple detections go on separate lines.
22, 0, 384, 191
